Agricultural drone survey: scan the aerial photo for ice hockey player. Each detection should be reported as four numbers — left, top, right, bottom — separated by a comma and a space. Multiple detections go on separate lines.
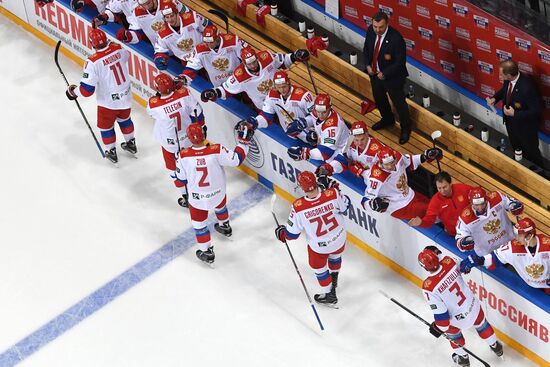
153, 1, 209, 70
66, 28, 137, 164
181, 25, 248, 87
455, 187, 523, 256
274, 171, 350, 306
460, 217, 550, 295
175, 122, 254, 264
199, 46, 311, 110
147, 73, 204, 207
133, 0, 186, 45
92, 0, 145, 45
419, 245, 504, 366
361, 146, 441, 220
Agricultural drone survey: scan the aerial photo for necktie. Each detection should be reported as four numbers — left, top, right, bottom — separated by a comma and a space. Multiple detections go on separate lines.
505, 82, 513, 106
372, 35, 382, 74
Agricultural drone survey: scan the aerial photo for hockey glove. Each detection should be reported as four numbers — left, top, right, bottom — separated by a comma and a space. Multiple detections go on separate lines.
201, 88, 219, 103
236, 121, 255, 145
66, 85, 78, 100
349, 161, 366, 178
315, 163, 334, 178
70, 0, 85, 12
287, 146, 310, 161
178, 193, 189, 208
245, 116, 259, 130
305, 130, 318, 146
92, 13, 109, 28
508, 200, 524, 216
286, 117, 308, 137
36, 0, 54, 7
174, 71, 194, 89
457, 236, 475, 252
116, 28, 135, 43
275, 225, 287, 242
429, 322, 444, 338
459, 254, 485, 274
317, 175, 339, 191
369, 197, 389, 213
154, 53, 169, 70
292, 49, 311, 63
423, 148, 443, 163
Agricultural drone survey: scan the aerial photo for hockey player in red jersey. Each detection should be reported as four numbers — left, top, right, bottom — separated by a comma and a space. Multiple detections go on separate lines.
175, 122, 254, 264
419, 246, 503, 366
275, 171, 350, 306
147, 73, 204, 207
460, 217, 550, 295
66, 29, 137, 164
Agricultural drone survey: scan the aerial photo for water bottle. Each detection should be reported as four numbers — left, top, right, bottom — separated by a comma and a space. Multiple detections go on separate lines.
499, 138, 506, 152
408, 85, 415, 99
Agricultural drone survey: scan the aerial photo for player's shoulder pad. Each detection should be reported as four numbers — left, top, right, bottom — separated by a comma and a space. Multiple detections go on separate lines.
422, 277, 435, 291
459, 207, 477, 224
209, 143, 221, 153
292, 198, 304, 210
257, 50, 274, 67
175, 88, 189, 97
221, 33, 236, 46
369, 165, 389, 182
181, 11, 195, 25
290, 86, 306, 99
267, 89, 280, 99
367, 138, 383, 156
509, 239, 527, 254
323, 187, 337, 199
148, 96, 161, 107
233, 64, 251, 82
158, 23, 173, 37
537, 234, 550, 252
321, 114, 338, 130
134, 6, 148, 16
487, 191, 503, 206
441, 256, 455, 267
179, 147, 191, 157
195, 42, 210, 54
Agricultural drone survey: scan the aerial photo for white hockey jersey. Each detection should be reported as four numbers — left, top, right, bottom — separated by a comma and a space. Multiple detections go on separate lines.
364, 152, 422, 214
185, 34, 247, 87
218, 50, 294, 110
91, 0, 109, 13
175, 144, 248, 210
147, 88, 202, 153
422, 256, 481, 331
328, 137, 384, 180
455, 191, 516, 256
305, 109, 350, 162
105, 0, 139, 30
154, 10, 207, 62
133, 1, 185, 44
485, 235, 550, 289
285, 188, 349, 254
76, 42, 132, 110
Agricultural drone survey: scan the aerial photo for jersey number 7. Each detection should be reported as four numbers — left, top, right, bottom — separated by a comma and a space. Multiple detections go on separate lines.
309, 212, 338, 237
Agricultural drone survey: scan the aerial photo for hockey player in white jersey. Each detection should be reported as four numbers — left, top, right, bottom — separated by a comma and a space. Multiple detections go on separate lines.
181, 25, 247, 87
153, 1, 208, 70
199, 46, 311, 110
419, 246, 503, 366
455, 187, 523, 256
275, 171, 350, 306
70, 0, 109, 14
66, 29, 137, 164
132, 0, 186, 45
175, 122, 254, 264
92, 0, 145, 45
460, 217, 550, 295
147, 73, 204, 207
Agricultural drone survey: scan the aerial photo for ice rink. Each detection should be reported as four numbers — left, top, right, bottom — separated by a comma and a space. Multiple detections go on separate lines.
0, 14, 539, 367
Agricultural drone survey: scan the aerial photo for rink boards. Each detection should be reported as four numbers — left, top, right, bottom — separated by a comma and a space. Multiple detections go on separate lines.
0, 0, 548, 364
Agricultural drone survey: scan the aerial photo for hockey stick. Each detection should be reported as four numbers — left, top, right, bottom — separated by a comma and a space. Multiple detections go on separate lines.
430, 130, 442, 172
304, 61, 319, 95
379, 291, 490, 367
54, 40, 105, 159
208, 9, 229, 33
275, 103, 295, 127
271, 194, 325, 331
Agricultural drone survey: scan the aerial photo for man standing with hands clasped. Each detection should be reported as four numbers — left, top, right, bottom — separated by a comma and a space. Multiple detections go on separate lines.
363, 12, 412, 145
487, 60, 544, 171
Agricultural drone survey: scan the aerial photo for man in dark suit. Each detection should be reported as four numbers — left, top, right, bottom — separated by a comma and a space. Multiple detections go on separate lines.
363, 12, 412, 144
487, 60, 544, 170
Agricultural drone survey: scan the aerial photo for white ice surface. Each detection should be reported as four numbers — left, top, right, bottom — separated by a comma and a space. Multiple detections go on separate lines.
0, 15, 538, 367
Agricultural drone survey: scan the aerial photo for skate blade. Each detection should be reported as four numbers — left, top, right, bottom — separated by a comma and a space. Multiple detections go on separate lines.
122, 150, 138, 159
199, 261, 215, 269
106, 159, 119, 168
316, 302, 339, 309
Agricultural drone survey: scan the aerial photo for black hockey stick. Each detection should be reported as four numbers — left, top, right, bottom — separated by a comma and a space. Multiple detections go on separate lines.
379, 291, 490, 367
271, 194, 325, 331
54, 41, 105, 159
304, 61, 319, 95
208, 9, 229, 33
275, 103, 295, 127
431, 130, 442, 172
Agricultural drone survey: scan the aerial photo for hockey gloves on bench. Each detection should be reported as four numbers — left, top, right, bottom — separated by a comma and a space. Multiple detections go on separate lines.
459, 254, 485, 274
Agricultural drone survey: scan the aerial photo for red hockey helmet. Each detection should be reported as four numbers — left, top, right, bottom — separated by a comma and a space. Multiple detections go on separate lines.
88, 28, 108, 49
160, 1, 177, 16
154, 73, 175, 95
514, 217, 537, 236
351, 121, 368, 136
377, 146, 396, 165
468, 187, 487, 206
240, 46, 257, 65
202, 25, 219, 43
297, 171, 317, 193
273, 70, 290, 86
418, 246, 441, 272
187, 123, 205, 145
314, 93, 331, 113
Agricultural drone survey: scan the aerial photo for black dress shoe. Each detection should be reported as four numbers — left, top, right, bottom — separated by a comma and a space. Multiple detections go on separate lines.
399, 130, 411, 144
372, 120, 394, 131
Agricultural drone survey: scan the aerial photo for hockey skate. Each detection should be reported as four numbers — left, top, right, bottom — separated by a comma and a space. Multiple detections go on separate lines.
196, 246, 215, 266
490, 341, 504, 357
214, 221, 232, 237
104, 147, 118, 165
121, 138, 138, 156
451, 353, 470, 367
314, 287, 338, 308
177, 194, 189, 208
331, 272, 339, 288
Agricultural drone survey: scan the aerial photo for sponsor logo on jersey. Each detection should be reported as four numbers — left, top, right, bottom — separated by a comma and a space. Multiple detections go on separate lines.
494, 27, 510, 40
83, 72, 89, 78
460, 72, 475, 86
324, 138, 336, 145
515, 37, 531, 52
453, 3, 468, 16
496, 49, 512, 61
379, 4, 393, 16
167, 138, 175, 145
473, 14, 489, 28
538, 49, 550, 64
480, 84, 495, 96
404, 38, 415, 51
421, 49, 436, 63
418, 27, 433, 40
435, 15, 450, 28
458, 49, 473, 62
416, 5, 430, 18
476, 39, 491, 53
440, 60, 455, 73
438, 39, 453, 52
398, 16, 412, 30
518, 61, 533, 74
344, 5, 358, 18
192, 193, 200, 199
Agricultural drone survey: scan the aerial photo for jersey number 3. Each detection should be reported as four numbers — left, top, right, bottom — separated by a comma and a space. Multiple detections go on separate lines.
449, 283, 466, 306
309, 212, 338, 237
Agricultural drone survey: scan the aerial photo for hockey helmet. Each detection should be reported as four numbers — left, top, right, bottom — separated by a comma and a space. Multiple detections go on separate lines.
351, 121, 368, 136
297, 171, 317, 193
240, 47, 257, 65
273, 71, 290, 86
160, 1, 177, 16
468, 187, 487, 206
418, 246, 441, 272
377, 146, 396, 165
154, 73, 175, 95
314, 93, 331, 113
88, 28, 108, 49
514, 217, 536, 236
187, 123, 205, 145
202, 25, 219, 43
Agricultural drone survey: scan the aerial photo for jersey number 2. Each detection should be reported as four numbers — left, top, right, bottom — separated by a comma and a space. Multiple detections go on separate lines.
196, 166, 210, 187
449, 283, 466, 306
109, 62, 126, 86
309, 213, 338, 237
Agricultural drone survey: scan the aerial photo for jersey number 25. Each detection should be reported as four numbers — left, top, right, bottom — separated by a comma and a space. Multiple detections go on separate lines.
309, 212, 338, 237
